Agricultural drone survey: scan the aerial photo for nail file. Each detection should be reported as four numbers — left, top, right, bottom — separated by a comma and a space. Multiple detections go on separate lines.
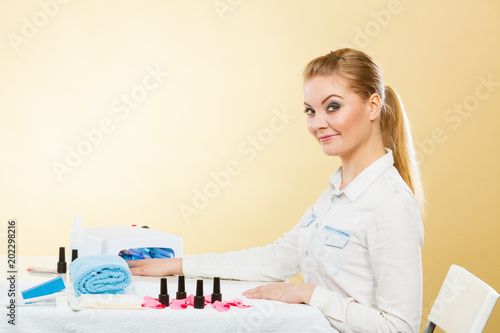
26, 266, 58, 274
1, 291, 67, 307
21, 276, 66, 300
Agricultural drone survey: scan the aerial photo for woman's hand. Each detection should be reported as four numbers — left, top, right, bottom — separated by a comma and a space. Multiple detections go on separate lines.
127, 258, 183, 276
243, 283, 316, 304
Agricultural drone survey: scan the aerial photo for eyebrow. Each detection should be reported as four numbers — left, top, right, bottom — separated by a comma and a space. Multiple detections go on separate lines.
304, 94, 344, 107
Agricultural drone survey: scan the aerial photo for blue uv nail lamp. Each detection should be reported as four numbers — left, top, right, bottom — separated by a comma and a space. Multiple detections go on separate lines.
83, 226, 183, 259
118, 247, 176, 260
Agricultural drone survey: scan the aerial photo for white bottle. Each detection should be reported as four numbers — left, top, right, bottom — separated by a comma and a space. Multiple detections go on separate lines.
70, 215, 85, 259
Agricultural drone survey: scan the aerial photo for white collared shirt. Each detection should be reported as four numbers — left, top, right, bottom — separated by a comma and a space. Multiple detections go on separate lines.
183, 149, 424, 332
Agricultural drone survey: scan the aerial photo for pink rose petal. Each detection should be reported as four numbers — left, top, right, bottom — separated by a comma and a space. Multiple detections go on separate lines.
186, 294, 195, 306
236, 303, 251, 308
170, 299, 188, 310
185, 294, 210, 306
227, 298, 251, 308
142, 296, 165, 309
212, 300, 230, 312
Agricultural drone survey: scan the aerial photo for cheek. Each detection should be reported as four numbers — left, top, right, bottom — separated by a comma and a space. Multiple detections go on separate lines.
337, 107, 366, 131
329, 113, 351, 131
307, 119, 316, 136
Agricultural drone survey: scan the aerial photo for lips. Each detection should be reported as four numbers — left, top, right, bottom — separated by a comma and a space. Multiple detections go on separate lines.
319, 134, 338, 142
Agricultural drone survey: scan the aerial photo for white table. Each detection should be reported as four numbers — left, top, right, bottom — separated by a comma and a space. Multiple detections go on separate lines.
0, 256, 335, 332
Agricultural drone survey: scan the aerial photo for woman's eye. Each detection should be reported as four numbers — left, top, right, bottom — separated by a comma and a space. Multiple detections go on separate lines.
304, 108, 315, 116
327, 103, 340, 112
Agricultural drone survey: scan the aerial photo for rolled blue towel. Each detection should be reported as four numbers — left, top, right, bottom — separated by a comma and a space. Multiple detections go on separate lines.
70, 255, 132, 296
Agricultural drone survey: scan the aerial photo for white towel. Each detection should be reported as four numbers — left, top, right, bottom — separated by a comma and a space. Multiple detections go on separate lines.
0, 278, 336, 332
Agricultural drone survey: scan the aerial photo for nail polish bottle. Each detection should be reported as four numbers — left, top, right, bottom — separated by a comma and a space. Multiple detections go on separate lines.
176, 275, 187, 299
211, 277, 222, 303
158, 278, 169, 306
194, 279, 205, 309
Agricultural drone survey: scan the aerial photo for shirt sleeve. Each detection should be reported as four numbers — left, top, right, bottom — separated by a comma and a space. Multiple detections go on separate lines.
309, 192, 424, 333
182, 222, 303, 282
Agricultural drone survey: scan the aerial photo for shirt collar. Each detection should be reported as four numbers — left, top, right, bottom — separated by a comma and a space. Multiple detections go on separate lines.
329, 148, 395, 202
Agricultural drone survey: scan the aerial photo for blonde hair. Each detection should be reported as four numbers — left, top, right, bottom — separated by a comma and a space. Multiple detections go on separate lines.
304, 48, 425, 212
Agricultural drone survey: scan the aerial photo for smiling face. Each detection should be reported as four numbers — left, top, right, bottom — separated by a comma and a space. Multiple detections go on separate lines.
304, 75, 381, 161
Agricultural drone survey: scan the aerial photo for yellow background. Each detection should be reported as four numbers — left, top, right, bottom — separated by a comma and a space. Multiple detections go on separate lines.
1, 0, 499, 331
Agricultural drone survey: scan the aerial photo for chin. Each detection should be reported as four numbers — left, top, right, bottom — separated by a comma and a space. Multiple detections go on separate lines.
321, 148, 341, 157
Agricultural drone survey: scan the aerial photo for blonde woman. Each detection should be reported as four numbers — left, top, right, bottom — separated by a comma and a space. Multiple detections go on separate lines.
129, 48, 425, 333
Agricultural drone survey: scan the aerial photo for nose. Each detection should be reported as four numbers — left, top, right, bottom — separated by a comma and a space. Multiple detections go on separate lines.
309, 112, 328, 132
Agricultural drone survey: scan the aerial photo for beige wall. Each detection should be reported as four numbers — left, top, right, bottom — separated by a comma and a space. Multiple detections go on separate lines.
1, 0, 499, 330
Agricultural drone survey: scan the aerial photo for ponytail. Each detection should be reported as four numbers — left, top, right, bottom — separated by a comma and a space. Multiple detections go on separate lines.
382, 86, 425, 213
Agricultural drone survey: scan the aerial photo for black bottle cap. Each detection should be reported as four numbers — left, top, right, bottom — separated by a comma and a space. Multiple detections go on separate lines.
211, 277, 222, 303
194, 279, 205, 309
158, 277, 169, 306
71, 249, 78, 262
57, 247, 67, 273
176, 275, 186, 299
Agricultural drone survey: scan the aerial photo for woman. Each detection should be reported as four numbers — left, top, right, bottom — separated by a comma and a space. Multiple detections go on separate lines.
128, 48, 425, 333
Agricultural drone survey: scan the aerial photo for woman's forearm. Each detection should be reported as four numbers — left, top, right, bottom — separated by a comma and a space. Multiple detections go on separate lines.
128, 258, 183, 276
169, 258, 183, 275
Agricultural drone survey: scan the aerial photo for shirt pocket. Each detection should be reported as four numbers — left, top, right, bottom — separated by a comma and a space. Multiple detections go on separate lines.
315, 226, 350, 276
301, 209, 317, 228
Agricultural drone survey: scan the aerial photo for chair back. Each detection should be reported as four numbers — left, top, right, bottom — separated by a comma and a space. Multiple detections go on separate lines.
426, 265, 499, 333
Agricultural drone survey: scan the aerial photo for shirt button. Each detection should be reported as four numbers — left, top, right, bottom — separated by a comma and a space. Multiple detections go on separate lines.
315, 223, 319, 228
305, 251, 308, 256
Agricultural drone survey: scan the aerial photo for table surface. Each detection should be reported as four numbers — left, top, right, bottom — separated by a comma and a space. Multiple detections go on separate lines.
0, 256, 336, 333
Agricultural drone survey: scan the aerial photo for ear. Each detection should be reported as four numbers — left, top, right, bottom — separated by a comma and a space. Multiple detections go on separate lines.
368, 93, 382, 121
